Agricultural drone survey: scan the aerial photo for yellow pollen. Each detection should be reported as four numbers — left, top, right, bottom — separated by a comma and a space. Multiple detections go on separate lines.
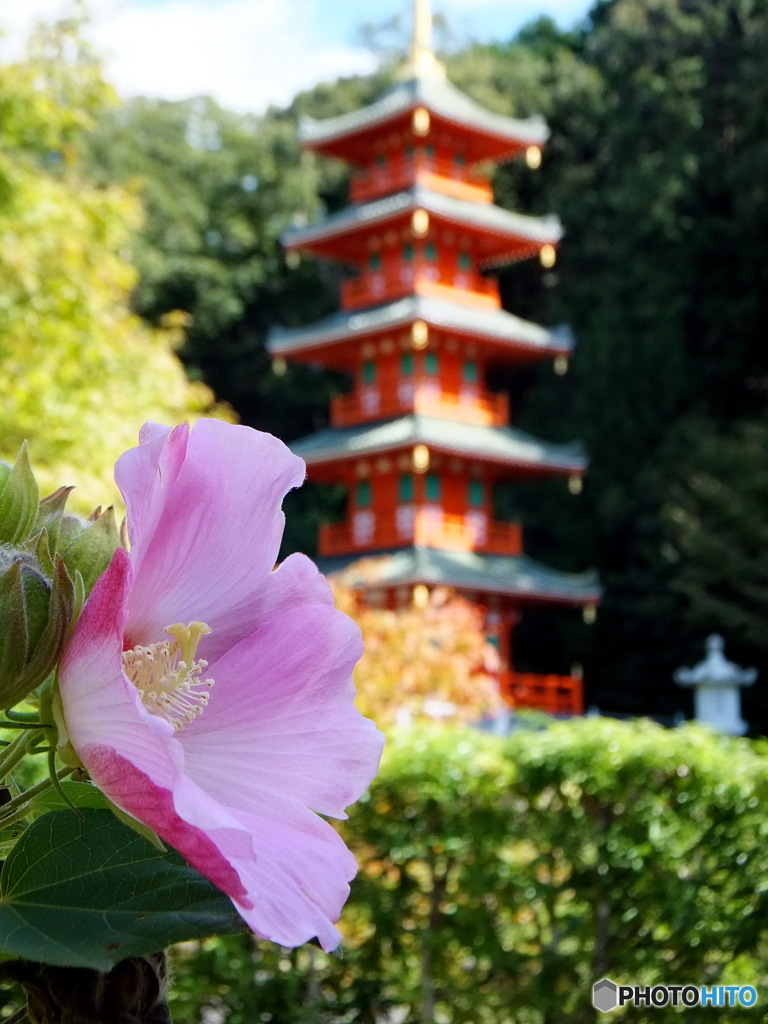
123, 621, 214, 732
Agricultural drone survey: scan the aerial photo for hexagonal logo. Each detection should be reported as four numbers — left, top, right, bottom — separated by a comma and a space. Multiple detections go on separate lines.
593, 978, 618, 1012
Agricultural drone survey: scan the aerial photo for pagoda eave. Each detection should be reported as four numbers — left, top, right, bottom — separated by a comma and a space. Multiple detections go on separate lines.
299, 76, 550, 168
282, 186, 562, 265
320, 546, 601, 608
267, 296, 574, 369
303, 120, 538, 169
291, 414, 586, 480
306, 452, 584, 484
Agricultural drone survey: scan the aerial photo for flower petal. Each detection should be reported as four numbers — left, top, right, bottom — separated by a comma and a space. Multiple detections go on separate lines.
195, 551, 337, 665
114, 423, 189, 575
60, 552, 251, 905
117, 420, 306, 647
82, 746, 356, 950
82, 745, 251, 905
181, 601, 384, 818
209, 799, 357, 951
59, 550, 178, 780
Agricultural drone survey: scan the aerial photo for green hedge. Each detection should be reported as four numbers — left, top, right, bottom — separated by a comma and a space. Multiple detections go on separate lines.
169, 720, 768, 1023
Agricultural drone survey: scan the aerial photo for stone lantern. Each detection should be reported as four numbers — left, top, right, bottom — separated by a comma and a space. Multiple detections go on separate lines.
674, 635, 756, 735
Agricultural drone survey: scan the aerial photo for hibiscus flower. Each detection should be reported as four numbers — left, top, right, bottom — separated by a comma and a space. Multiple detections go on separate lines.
57, 419, 384, 951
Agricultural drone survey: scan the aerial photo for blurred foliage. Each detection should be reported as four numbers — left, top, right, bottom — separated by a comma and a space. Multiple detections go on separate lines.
659, 417, 768, 647
168, 720, 768, 1023
333, 582, 503, 727
0, 16, 227, 511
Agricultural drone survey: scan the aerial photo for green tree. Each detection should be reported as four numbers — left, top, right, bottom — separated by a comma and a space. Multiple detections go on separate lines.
488, 1, 768, 719
79, 87, 383, 546
0, 17, 223, 509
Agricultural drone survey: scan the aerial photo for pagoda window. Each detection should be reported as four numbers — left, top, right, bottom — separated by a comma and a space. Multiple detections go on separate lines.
400, 352, 414, 376
424, 352, 439, 376
425, 474, 441, 502
468, 479, 484, 508
356, 480, 372, 508
402, 243, 414, 263
398, 474, 414, 503
462, 359, 478, 384
424, 242, 437, 262
458, 251, 472, 271
361, 360, 376, 384
368, 252, 382, 272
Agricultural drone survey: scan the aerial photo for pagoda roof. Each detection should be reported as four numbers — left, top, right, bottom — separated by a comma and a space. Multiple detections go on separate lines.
282, 185, 561, 266
291, 413, 585, 476
268, 295, 573, 366
318, 546, 600, 606
299, 75, 549, 165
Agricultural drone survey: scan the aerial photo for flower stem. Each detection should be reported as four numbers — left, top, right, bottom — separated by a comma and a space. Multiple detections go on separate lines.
0, 767, 76, 827
3, 1007, 27, 1024
0, 729, 47, 780
4, 709, 43, 723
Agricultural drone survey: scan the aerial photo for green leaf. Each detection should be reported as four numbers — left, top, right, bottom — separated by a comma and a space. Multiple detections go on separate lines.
0, 808, 245, 969
0, 823, 27, 860
22, 780, 111, 819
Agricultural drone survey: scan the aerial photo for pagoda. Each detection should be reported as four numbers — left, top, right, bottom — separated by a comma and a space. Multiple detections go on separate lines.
268, 0, 600, 715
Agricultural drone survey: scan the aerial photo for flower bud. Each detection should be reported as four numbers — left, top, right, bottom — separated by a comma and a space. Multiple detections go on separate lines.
56, 506, 120, 596
33, 485, 75, 554
0, 443, 39, 546
0, 549, 74, 709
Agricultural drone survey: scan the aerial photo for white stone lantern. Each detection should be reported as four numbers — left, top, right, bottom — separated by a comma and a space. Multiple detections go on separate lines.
674, 635, 757, 736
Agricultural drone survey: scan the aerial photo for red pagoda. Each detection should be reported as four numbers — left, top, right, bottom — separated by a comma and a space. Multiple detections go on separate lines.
268, 0, 599, 716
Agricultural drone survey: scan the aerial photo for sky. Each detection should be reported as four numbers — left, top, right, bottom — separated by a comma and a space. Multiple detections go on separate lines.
2, 0, 593, 115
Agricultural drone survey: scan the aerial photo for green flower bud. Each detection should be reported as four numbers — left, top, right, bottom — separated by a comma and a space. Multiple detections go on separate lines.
33, 485, 75, 555
0, 442, 39, 545
56, 506, 120, 596
0, 549, 74, 709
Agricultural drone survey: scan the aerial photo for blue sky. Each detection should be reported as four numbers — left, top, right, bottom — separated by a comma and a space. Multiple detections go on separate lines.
5, 0, 593, 113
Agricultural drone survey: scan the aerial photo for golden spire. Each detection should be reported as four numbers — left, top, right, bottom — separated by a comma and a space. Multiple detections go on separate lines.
399, 0, 446, 80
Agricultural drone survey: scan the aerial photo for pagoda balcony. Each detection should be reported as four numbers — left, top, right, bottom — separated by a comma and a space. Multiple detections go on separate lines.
331, 383, 509, 427
318, 510, 522, 557
350, 153, 493, 204
501, 671, 583, 716
341, 266, 499, 312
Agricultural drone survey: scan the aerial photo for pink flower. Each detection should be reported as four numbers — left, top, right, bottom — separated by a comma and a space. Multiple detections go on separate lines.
58, 420, 383, 951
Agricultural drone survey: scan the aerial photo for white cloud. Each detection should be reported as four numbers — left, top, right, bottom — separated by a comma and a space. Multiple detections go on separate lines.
1, 0, 378, 113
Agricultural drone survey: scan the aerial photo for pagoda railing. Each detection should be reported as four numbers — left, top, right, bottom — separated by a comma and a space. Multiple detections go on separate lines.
501, 671, 583, 715
330, 383, 509, 427
350, 153, 493, 204
318, 510, 522, 557
341, 266, 499, 311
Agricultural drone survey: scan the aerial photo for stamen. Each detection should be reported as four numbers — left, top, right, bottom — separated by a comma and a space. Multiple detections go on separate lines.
123, 621, 214, 731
